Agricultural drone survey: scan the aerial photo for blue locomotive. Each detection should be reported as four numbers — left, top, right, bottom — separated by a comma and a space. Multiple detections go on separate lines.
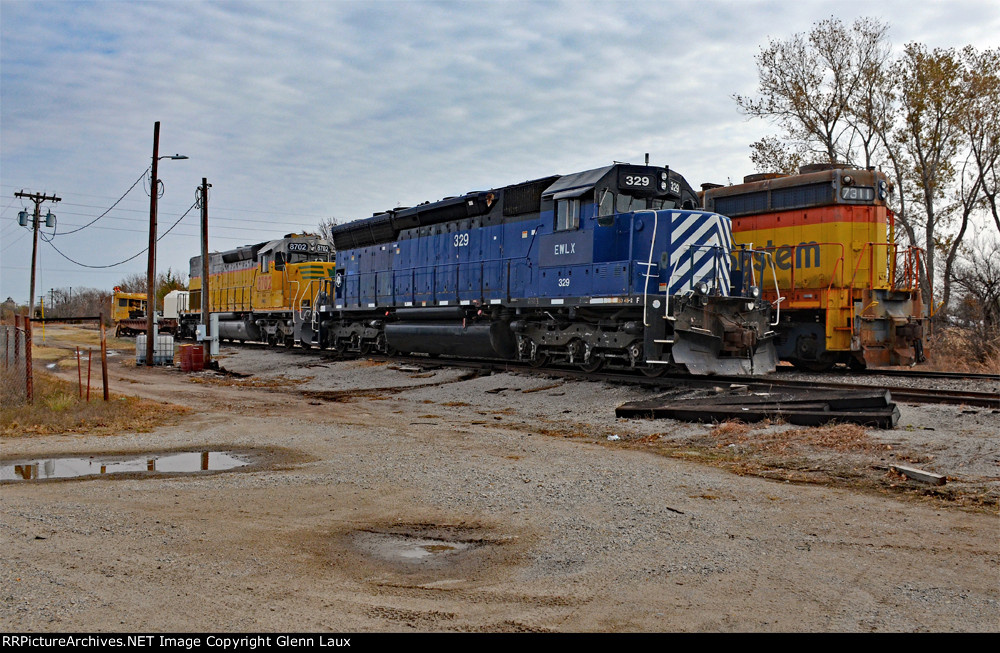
317, 162, 778, 375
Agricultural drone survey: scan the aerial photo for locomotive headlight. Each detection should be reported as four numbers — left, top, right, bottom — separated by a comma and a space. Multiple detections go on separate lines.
749, 285, 761, 298
843, 175, 854, 185
695, 281, 709, 295
746, 301, 756, 311
660, 172, 668, 181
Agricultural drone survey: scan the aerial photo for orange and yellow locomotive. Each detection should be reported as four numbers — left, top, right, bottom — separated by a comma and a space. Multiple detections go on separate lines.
703, 164, 927, 370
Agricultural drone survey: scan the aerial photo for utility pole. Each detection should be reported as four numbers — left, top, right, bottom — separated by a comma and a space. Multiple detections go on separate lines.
146, 121, 160, 367
15, 190, 61, 320
145, 121, 188, 367
199, 177, 212, 365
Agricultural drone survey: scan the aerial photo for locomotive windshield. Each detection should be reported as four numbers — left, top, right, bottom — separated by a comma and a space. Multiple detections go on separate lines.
286, 251, 327, 264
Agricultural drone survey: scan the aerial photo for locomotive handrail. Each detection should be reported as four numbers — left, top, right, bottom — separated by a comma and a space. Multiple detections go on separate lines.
639, 210, 658, 327
290, 279, 302, 314
757, 250, 784, 326
523, 223, 545, 259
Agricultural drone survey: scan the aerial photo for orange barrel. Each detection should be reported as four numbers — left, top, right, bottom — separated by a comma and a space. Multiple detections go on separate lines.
191, 345, 204, 372
179, 344, 193, 372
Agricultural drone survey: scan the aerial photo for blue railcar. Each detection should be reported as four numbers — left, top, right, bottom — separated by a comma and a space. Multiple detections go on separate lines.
319, 163, 777, 375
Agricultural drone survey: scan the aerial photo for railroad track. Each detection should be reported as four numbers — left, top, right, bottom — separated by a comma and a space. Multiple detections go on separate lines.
775, 365, 1000, 383
202, 339, 1000, 410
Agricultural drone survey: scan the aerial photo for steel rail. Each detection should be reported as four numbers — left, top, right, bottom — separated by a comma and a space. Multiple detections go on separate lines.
193, 339, 1000, 409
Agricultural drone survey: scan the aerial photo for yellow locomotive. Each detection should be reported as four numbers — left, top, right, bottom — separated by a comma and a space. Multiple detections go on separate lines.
111, 288, 148, 336
178, 233, 336, 347
703, 164, 927, 370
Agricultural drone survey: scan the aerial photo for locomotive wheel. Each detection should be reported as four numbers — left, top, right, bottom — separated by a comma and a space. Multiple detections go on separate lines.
359, 341, 372, 355
333, 339, 348, 354
640, 365, 667, 378
529, 353, 549, 368
267, 335, 277, 347
579, 356, 604, 373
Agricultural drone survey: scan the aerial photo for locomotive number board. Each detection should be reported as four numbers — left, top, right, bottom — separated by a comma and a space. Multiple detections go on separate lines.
616, 166, 677, 198
840, 186, 876, 202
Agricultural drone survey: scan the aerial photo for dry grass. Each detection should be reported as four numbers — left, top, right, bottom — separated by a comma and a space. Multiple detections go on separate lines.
1, 371, 188, 437
923, 327, 1000, 373
709, 421, 882, 454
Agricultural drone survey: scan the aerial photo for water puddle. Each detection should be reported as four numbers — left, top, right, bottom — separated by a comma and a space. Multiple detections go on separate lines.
352, 530, 476, 565
1, 451, 250, 481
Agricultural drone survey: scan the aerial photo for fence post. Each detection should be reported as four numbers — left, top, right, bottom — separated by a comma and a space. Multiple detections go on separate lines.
25, 315, 33, 404
100, 313, 109, 401
87, 347, 93, 402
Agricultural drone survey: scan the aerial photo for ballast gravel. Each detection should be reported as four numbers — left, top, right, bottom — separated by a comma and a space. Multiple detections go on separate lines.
1, 344, 997, 632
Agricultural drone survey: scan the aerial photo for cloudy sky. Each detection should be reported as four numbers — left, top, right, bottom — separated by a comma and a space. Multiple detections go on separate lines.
2, 0, 999, 305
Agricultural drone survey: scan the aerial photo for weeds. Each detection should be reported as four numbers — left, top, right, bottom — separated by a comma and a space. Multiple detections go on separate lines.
1, 371, 187, 437
924, 326, 1000, 373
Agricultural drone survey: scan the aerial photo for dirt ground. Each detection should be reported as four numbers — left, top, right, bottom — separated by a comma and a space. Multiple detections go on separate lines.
2, 328, 998, 632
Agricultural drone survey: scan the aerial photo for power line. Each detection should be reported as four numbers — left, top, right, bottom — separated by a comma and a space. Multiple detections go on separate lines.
43, 200, 198, 269
9, 207, 318, 232
56, 167, 150, 235
27, 216, 306, 237
2, 265, 143, 275
0, 230, 30, 254
1, 182, 336, 219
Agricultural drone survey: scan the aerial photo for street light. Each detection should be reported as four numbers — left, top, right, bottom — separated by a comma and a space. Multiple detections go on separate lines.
146, 121, 188, 367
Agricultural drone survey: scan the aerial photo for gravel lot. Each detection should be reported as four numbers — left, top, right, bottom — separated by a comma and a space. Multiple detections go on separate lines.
1, 337, 998, 632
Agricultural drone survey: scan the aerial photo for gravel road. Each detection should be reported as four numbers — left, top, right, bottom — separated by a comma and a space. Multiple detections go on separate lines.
2, 342, 997, 632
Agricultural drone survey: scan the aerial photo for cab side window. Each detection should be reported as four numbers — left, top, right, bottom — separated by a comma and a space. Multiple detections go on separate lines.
598, 190, 614, 218
556, 198, 580, 231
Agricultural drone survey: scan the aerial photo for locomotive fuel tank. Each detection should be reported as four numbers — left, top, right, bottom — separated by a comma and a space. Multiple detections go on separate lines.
385, 321, 517, 358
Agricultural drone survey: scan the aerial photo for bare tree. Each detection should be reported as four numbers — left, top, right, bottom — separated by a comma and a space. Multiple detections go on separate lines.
318, 217, 339, 252
748, 136, 806, 176
735, 17, 891, 168
957, 46, 1000, 236
893, 44, 965, 309
949, 230, 1000, 363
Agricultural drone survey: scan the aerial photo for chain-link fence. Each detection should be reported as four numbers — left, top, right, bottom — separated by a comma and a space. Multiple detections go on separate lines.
1, 318, 32, 406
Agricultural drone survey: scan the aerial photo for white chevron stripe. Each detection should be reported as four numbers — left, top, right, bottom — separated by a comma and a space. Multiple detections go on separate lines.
657, 211, 737, 296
